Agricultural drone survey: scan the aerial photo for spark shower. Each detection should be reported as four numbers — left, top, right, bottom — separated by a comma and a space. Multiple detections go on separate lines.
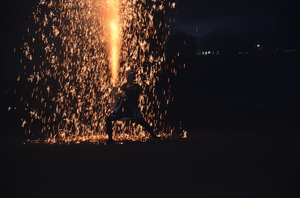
19, 0, 178, 144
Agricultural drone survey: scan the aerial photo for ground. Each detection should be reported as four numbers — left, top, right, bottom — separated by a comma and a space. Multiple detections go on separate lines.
1, 108, 299, 198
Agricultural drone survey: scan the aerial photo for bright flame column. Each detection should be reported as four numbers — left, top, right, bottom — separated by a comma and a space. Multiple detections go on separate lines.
107, 0, 121, 86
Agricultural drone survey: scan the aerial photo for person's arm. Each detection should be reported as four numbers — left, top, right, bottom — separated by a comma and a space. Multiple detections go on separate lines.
119, 84, 127, 97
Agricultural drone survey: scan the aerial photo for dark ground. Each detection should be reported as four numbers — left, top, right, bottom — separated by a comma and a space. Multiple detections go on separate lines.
1, 107, 299, 198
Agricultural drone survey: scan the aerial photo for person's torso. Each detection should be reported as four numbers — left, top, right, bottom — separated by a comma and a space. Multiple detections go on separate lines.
120, 83, 140, 111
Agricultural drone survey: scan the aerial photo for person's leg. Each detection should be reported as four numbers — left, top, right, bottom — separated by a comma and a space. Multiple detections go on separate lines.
105, 114, 123, 142
134, 118, 159, 139
105, 116, 115, 142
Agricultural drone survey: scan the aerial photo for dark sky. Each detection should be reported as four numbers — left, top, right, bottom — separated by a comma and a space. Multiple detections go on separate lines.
1, 0, 39, 84
172, 0, 285, 50
1, 0, 299, 83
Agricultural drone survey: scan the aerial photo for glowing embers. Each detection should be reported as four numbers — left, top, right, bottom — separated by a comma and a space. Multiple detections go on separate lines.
20, 0, 176, 144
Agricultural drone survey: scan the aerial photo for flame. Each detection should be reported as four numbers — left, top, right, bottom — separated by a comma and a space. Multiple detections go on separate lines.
100, 0, 121, 86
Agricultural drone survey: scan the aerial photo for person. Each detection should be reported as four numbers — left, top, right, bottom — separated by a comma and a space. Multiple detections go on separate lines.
105, 69, 159, 143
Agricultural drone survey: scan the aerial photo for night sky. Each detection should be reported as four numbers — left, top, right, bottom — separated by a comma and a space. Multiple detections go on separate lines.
173, 0, 282, 50
1, 0, 299, 82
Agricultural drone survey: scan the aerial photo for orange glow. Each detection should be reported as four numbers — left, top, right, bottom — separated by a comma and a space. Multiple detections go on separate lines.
99, 0, 121, 86
19, 0, 182, 144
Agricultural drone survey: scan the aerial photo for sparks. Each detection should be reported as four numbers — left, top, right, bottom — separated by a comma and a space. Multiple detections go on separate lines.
19, 0, 177, 144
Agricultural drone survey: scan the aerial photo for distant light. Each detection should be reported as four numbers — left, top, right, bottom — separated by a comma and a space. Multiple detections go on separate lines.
199, 50, 220, 56
257, 44, 260, 48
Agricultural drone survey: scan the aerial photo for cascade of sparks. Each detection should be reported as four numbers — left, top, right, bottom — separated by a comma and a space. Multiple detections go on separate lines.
19, 0, 178, 144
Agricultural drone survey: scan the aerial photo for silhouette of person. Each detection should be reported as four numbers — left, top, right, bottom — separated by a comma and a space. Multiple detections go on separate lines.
105, 69, 159, 143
